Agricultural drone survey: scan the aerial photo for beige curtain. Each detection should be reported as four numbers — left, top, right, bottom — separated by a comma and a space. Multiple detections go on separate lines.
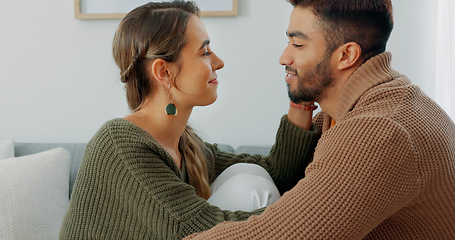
435, 0, 455, 121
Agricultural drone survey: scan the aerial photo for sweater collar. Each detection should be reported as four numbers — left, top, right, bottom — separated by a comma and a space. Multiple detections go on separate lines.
335, 52, 400, 119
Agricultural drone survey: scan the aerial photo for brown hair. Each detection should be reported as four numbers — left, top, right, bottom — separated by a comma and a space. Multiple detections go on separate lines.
288, 0, 394, 61
112, 1, 213, 199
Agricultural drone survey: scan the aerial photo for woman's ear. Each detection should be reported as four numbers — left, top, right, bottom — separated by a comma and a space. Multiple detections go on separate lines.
150, 58, 174, 86
336, 42, 362, 70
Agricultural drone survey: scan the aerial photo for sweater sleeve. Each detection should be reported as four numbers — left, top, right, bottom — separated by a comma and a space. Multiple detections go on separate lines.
207, 115, 320, 194
121, 149, 265, 239
184, 116, 422, 239
60, 120, 262, 240
105, 120, 269, 239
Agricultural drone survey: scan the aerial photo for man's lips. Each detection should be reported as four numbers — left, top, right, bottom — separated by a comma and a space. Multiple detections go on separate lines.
285, 72, 297, 84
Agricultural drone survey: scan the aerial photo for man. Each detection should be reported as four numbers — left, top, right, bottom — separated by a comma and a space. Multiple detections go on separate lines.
185, 0, 455, 239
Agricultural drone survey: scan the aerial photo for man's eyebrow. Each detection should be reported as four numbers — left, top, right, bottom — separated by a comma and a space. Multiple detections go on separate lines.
199, 40, 210, 50
287, 31, 309, 40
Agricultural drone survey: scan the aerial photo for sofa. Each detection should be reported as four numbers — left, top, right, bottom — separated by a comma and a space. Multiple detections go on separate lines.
0, 138, 271, 239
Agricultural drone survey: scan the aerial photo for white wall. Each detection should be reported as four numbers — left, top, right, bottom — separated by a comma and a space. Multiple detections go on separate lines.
387, 0, 437, 96
0, 0, 437, 148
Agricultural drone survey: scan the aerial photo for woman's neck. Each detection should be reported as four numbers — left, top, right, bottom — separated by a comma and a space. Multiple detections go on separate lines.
124, 98, 193, 168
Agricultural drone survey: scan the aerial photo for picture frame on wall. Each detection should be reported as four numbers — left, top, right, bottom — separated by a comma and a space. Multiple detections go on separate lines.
74, 0, 238, 19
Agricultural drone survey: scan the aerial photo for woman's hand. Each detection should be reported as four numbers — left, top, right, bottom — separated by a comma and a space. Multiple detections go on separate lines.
287, 101, 316, 130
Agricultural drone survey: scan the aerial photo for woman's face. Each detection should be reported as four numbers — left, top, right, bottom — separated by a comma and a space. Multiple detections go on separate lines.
172, 15, 224, 107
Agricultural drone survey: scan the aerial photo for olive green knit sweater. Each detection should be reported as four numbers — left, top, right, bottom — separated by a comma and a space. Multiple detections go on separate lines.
59, 115, 319, 239
185, 52, 455, 239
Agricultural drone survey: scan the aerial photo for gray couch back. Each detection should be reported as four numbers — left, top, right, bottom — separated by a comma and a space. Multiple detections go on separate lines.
14, 143, 271, 198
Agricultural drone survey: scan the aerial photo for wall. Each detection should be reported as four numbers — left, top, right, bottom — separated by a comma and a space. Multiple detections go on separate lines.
0, 0, 437, 148
388, 0, 437, 96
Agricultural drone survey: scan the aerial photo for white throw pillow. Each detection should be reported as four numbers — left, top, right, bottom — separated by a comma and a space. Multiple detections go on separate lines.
0, 138, 14, 160
0, 147, 70, 240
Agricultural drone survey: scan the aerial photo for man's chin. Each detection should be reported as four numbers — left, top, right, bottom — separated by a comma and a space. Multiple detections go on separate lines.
288, 91, 314, 103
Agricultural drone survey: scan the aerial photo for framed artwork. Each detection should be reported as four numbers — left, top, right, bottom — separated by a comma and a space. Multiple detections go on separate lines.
74, 0, 238, 19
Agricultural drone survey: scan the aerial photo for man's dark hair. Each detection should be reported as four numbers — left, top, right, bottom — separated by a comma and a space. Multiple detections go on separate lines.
288, 0, 394, 61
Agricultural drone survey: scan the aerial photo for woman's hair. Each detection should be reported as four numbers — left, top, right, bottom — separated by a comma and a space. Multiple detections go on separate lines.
113, 1, 213, 199
288, 0, 394, 61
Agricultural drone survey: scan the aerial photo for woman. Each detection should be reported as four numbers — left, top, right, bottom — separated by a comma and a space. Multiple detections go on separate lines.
59, 1, 319, 239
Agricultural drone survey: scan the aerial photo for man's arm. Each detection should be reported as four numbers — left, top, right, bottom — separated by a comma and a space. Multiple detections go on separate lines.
185, 116, 422, 239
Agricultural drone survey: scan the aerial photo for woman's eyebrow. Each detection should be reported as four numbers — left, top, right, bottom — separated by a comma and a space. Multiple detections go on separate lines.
199, 40, 210, 50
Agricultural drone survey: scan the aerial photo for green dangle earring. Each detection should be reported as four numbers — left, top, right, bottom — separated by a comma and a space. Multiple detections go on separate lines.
165, 85, 178, 117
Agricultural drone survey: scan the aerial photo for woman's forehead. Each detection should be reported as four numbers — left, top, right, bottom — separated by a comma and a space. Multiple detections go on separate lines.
185, 16, 210, 47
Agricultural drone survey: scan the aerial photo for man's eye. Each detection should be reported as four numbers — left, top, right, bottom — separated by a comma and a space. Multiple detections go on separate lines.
203, 51, 213, 56
293, 44, 304, 48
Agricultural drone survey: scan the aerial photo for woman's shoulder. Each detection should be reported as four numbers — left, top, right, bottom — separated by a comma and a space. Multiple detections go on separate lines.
96, 118, 148, 137
88, 118, 156, 149
102, 117, 137, 130
84, 118, 169, 165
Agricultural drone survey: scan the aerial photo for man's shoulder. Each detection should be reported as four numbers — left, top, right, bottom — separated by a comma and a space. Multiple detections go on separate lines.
349, 77, 425, 118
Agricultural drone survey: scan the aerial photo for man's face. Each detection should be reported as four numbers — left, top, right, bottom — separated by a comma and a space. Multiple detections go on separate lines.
279, 6, 335, 103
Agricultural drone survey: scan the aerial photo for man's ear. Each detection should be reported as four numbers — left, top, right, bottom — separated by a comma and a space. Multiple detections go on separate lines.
336, 42, 362, 70
150, 58, 174, 86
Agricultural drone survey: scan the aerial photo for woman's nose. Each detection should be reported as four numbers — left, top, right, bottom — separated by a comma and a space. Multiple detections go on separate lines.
213, 53, 224, 70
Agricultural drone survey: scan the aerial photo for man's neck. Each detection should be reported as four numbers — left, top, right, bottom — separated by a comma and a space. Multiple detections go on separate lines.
318, 67, 359, 120
318, 83, 344, 120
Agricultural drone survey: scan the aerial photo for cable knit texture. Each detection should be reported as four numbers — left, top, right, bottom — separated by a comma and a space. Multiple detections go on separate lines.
58, 116, 319, 239
185, 52, 455, 239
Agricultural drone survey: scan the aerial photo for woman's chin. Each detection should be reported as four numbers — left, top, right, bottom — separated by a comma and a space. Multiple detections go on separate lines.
200, 96, 218, 107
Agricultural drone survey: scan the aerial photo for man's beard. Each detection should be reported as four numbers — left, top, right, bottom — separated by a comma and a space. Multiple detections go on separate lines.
287, 55, 335, 103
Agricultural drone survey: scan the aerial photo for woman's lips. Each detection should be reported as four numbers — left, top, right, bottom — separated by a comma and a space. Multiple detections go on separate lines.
209, 79, 218, 84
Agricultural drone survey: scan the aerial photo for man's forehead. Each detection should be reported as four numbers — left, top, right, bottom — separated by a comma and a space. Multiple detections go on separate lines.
289, 6, 318, 27
287, 7, 321, 39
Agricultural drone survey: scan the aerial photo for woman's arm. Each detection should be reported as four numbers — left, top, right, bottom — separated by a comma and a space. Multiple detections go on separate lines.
103, 121, 266, 238
287, 102, 315, 130
208, 114, 320, 194
125, 156, 264, 238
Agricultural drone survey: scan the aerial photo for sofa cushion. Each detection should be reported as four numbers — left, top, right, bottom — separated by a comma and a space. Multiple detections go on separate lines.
0, 138, 14, 160
0, 148, 70, 240
217, 144, 235, 153
235, 145, 272, 155
15, 142, 86, 198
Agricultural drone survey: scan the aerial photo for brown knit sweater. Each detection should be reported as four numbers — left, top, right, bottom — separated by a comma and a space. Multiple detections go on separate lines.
185, 52, 455, 239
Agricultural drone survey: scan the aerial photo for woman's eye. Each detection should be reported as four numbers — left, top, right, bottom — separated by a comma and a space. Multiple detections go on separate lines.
203, 51, 213, 56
